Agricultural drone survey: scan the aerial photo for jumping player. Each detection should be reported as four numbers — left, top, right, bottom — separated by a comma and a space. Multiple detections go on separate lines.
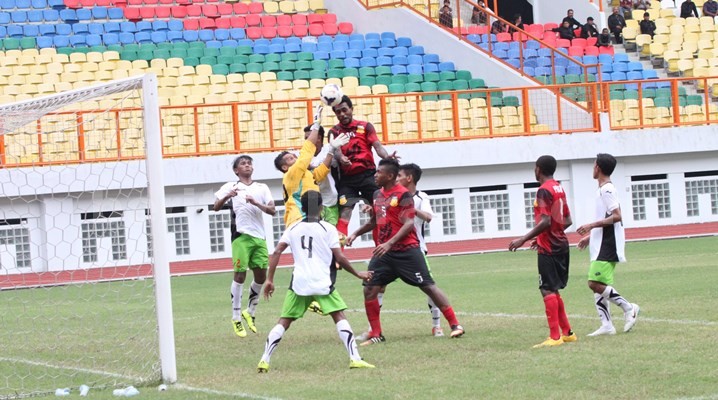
257, 191, 375, 372
509, 155, 577, 348
346, 159, 465, 345
213, 155, 276, 338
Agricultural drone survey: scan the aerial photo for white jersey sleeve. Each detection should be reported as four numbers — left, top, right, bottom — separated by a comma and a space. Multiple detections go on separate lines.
214, 182, 235, 200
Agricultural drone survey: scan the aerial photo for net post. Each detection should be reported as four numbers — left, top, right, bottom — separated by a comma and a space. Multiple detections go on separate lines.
142, 73, 177, 383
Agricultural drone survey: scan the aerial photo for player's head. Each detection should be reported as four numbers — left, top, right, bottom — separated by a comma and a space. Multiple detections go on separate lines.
535, 155, 557, 181
232, 155, 253, 178
594, 153, 617, 178
332, 95, 353, 126
303, 124, 325, 155
274, 151, 297, 173
398, 163, 422, 189
376, 158, 400, 187
300, 190, 323, 219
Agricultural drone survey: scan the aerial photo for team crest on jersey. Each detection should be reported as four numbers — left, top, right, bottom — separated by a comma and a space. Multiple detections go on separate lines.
389, 196, 398, 207
533, 200, 538, 207
356, 125, 365, 135
339, 195, 348, 205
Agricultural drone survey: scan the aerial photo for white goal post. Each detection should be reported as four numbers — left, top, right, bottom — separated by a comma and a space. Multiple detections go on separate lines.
0, 74, 176, 397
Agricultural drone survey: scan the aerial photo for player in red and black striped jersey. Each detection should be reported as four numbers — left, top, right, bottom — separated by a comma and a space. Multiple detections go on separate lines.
509, 155, 577, 348
346, 159, 465, 345
328, 95, 399, 243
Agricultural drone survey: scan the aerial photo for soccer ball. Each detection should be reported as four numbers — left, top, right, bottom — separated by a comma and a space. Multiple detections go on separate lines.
320, 84, 344, 107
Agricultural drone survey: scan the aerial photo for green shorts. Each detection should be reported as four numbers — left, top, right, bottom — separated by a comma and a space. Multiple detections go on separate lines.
280, 289, 348, 319
321, 204, 339, 225
232, 234, 269, 272
588, 260, 616, 285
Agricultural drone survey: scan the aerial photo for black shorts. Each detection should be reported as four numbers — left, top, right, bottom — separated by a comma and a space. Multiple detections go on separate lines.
364, 247, 435, 288
336, 169, 378, 210
537, 252, 570, 291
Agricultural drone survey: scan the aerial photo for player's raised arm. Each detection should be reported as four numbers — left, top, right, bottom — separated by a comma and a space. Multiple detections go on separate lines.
366, 123, 399, 160
213, 184, 237, 211
346, 212, 376, 247
331, 248, 372, 281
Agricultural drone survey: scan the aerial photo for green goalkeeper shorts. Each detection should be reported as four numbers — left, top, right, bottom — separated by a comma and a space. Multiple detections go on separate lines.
280, 289, 347, 319
588, 260, 616, 285
232, 234, 269, 273
321, 204, 339, 225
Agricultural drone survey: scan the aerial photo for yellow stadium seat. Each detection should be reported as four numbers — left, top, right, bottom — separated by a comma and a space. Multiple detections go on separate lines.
309, 0, 325, 10
295, 0, 309, 12
279, 0, 295, 13
263, 1, 279, 13
166, 58, 183, 68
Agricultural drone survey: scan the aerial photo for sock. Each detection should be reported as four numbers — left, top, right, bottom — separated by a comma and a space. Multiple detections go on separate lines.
336, 218, 349, 236
594, 293, 613, 328
556, 293, 572, 335
601, 286, 633, 314
428, 297, 441, 328
260, 324, 285, 363
247, 281, 263, 317
365, 299, 382, 337
439, 305, 459, 327
231, 281, 243, 320
377, 292, 384, 307
543, 294, 560, 340
336, 319, 361, 361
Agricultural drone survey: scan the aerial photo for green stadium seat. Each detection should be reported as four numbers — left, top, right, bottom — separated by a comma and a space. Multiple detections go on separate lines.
212, 64, 229, 75
405, 82, 421, 92
388, 83, 405, 94
293, 70, 310, 80
230, 63, 247, 74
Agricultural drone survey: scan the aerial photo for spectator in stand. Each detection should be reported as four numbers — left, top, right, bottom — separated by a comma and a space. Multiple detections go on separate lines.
562, 9, 582, 30
607, 7, 627, 43
581, 16, 599, 38
680, 0, 699, 18
491, 19, 506, 34
639, 12, 657, 37
553, 20, 577, 40
597, 28, 613, 47
508, 14, 524, 34
633, 0, 651, 11
703, 0, 718, 18
471, 2, 488, 25
620, 0, 633, 18
439, 4, 453, 28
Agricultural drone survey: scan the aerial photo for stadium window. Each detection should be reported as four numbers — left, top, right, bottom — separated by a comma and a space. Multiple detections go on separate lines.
0, 219, 32, 269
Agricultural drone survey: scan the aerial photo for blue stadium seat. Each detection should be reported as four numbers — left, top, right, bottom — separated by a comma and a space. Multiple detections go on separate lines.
269, 43, 285, 53
555, 66, 566, 76
285, 42, 300, 52
229, 28, 245, 39
119, 32, 135, 44
393, 47, 408, 57
362, 48, 377, 58
151, 31, 166, 43
214, 29, 229, 40
314, 50, 329, 59
236, 39, 252, 47
406, 54, 421, 65
348, 33, 363, 41
611, 71, 627, 81
343, 57, 359, 67
526, 40, 540, 49
53, 35, 69, 47
104, 21, 120, 33
7, 24, 23, 37
301, 42, 317, 52
613, 53, 629, 63
534, 66, 551, 76
329, 49, 345, 59
27, 10, 42, 22
467, 34, 481, 44
47, 0, 63, 7
360, 56, 376, 67
493, 49, 508, 59
377, 47, 393, 57
494, 42, 510, 52
69, 34, 86, 46
508, 41, 521, 50
102, 32, 119, 45
397, 37, 412, 47
423, 53, 439, 64
524, 66, 535, 76
391, 65, 407, 74
0, 0, 14, 10
22, 24, 38, 36
136, 21, 152, 32
76, 8, 91, 20
37, 36, 53, 48
393, 55, 408, 65
333, 41, 348, 51
255, 38, 270, 47
334, 34, 349, 42
120, 21, 136, 33
627, 71, 643, 80
408, 45, 424, 55
318, 42, 332, 52
317, 35, 332, 43
376, 56, 391, 66
55, 23, 71, 35
11, 10, 27, 22
600, 72, 612, 81
182, 30, 198, 42
613, 62, 628, 72
424, 63, 439, 73
135, 31, 151, 44
221, 39, 237, 47
537, 48, 552, 58
167, 19, 182, 31
16, 0, 29, 8
152, 20, 168, 32
524, 59, 537, 68
88, 23, 103, 34
167, 31, 183, 42
583, 55, 598, 64
507, 48, 520, 59
39, 24, 54, 36
365, 38, 380, 48
480, 34, 496, 43
642, 69, 658, 79
42, 9, 57, 21
198, 29, 214, 41
600, 61, 612, 73
627, 61, 643, 71
407, 64, 422, 75
108, 7, 124, 19
567, 65, 582, 75
73, 23, 88, 34
524, 48, 538, 59
365, 32, 380, 41
92, 6, 107, 19
381, 31, 396, 41
86, 34, 102, 46
349, 40, 364, 50
270, 37, 286, 45
381, 38, 396, 47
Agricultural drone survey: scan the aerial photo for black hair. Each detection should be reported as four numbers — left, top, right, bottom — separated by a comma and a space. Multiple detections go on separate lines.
301, 190, 323, 217
333, 95, 352, 110
587, 16, 594, 21
643, 12, 650, 17
513, 13, 521, 21
274, 151, 291, 172
379, 158, 400, 178
232, 155, 252, 169
303, 124, 325, 141
536, 155, 557, 176
399, 163, 423, 184
596, 153, 617, 176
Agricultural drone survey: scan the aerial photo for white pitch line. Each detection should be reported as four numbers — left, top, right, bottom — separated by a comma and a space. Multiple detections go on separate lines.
172, 383, 283, 400
344, 308, 718, 327
674, 395, 718, 400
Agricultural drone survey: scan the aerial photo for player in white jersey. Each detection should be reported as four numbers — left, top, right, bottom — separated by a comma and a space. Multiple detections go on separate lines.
356, 163, 444, 340
306, 125, 341, 226
257, 191, 374, 372
577, 153, 640, 336
213, 155, 276, 338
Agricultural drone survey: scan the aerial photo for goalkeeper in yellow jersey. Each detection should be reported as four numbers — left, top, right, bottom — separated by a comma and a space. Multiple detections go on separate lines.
274, 104, 350, 228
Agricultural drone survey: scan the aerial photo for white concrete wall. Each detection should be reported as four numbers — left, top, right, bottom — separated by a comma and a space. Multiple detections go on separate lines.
531, 0, 605, 30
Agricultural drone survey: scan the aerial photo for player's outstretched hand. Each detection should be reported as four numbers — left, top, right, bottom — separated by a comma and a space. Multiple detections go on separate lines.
263, 281, 275, 300
329, 132, 350, 150
360, 204, 373, 214
387, 151, 400, 160
577, 236, 590, 250
313, 104, 324, 123
576, 223, 593, 236
508, 238, 525, 252
356, 270, 373, 281
529, 238, 538, 250
373, 242, 391, 257
345, 234, 357, 247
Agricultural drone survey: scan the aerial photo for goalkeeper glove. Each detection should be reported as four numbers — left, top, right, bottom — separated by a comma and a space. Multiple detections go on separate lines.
328, 132, 350, 151
310, 104, 323, 131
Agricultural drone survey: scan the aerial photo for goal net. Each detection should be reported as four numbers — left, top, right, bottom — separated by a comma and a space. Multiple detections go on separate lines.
0, 75, 176, 398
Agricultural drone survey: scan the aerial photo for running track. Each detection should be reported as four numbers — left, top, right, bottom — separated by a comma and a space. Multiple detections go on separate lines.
2, 222, 717, 289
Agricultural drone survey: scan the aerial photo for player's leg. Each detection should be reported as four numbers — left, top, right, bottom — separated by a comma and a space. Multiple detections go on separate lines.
357, 284, 385, 342
231, 236, 250, 337
395, 248, 464, 338
533, 254, 566, 348
243, 237, 268, 333
258, 290, 310, 372
554, 253, 575, 342
424, 255, 443, 337
335, 176, 361, 238
587, 261, 639, 334
360, 256, 396, 345
319, 292, 375, 368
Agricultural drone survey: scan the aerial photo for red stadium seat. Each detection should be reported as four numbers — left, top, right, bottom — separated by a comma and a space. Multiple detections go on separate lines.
176, 0, 190, 4
337, 22, 353, 34
512, 32, 527, 41
261, 26, 276, 38
124, 7, 141, 20
247, 1, 262, 13
292, 24, 308, 37
307, 14, 322, 24
543, 23, 558, 32
583, 45, 599, 56
159, 0, 173, 4
261, 15, 276, 27
291, 14, 307, 26
277, 15, 291, 26
183, 18, 199, 30
542, 35, 557, 47
308, 23, 323, 36
199, 17, 215, 29
171, 6, 186, 18
127, 0, 141, 5
65, 0, 80, 8
139, 7, 155, 18
246, 27, 262, 39
496, 32, 511, 42
233, 2, 248, 14
229, 16, 245, 27
277, 25, 292, 37
202, 4, 218, 18
216, 17, 230, 29
96, 0, 110, 6
598, 45, 614, 55
144, 0, 157, 5
573, 28, 581, 37
217, 3, 232, 15
186, 5, 202, 17
586, 37, 597, 46
572, 38, 587, 48
80, 0, 95, 7
245, 14, 260, 27
322, 13, 337, 24
568, 46, 584, 56
155, 6, 170, 18
323, 23, 338, 35
556, 38, 571, 48
531, 23, 544, 31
